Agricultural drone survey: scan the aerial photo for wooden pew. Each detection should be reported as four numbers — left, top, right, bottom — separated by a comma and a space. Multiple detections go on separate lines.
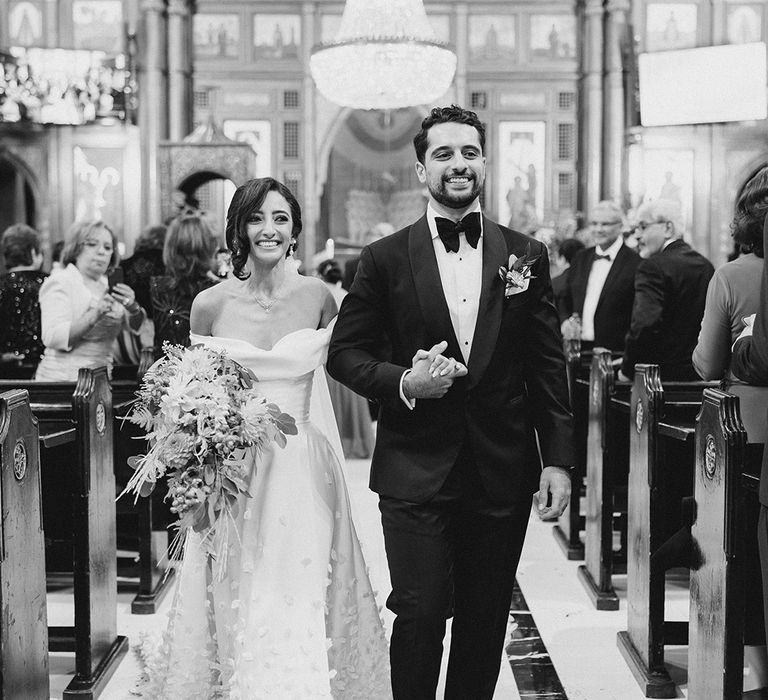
616, 365, 718, 697
688, 391, 762, 699
553, 341, 589, 560
0, 390, 49, 698
577, 349, 631, 610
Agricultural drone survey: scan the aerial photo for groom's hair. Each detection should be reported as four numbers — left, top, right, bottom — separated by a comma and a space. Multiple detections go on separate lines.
413, 105, 485, 164
226, 177, 303, 280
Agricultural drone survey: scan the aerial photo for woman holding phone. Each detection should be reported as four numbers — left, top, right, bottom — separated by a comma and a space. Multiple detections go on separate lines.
35, 220, 145, 381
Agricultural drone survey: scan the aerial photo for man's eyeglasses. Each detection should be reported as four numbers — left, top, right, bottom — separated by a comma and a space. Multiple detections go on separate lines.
635, 220, 669, 232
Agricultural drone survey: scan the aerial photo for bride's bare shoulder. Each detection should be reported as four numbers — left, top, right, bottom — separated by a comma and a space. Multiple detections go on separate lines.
191, 279, 236, 333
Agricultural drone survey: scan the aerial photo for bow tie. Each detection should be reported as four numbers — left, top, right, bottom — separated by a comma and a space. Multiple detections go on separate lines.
435, 212, 481, 253
594, 253, 611, 262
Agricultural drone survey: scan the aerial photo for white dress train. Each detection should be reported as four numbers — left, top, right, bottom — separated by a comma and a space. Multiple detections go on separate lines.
140, 326, 391, 699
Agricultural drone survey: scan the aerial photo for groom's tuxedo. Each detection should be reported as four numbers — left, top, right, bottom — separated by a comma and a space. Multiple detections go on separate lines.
328, 211, 574, 700
328, 213, 574, 504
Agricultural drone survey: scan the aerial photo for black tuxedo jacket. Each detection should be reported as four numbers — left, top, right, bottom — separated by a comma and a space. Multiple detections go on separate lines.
621, 239, 714, 380
563, 243, 640, 351
327, 214, 574, 505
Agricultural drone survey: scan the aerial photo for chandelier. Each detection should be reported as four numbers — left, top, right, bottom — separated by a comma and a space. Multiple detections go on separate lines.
309, 0, 457, 110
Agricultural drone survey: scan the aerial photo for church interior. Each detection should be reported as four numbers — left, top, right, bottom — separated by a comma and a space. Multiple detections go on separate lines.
1, 0, 768, 697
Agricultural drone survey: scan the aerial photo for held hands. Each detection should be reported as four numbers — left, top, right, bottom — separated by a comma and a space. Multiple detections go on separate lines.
535, 466, 571, 520
403, 340, 468, 400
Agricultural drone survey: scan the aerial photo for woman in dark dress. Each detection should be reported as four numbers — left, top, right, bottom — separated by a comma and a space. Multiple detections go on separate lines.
150, 213, 219, 353
0, 224, 47, 372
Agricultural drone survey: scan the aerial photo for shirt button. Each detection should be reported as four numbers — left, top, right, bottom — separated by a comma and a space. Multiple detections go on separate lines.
464, 341, 469, 345
462, 298, 467, 302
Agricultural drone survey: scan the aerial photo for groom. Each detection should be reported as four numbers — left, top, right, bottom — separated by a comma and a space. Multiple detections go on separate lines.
327, 105, 574, 699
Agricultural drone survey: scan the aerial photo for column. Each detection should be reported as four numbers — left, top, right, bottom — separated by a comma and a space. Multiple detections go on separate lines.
579, 0, 604, 218
302, 2, 317, 268
454, 3, 468, 106
138, 0, 168, 225
167, 0, 193, 141
602, 0, 630, 202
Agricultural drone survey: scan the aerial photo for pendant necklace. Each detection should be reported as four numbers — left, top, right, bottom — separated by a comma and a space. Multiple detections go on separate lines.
253, 278, 285, 313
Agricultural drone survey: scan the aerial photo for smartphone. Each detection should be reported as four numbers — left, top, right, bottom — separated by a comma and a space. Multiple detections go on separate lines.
107, 267, 124, 292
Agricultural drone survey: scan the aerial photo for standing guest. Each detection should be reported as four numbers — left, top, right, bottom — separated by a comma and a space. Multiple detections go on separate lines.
318, 259, 375, 458
562, 200, 640, 352
35, 220, 145, 381
620, 199, 714, 381
551, 237, 585, 322
342, 222, 395, 291
150, 213, 218, 352
0, 224, 47, 367
328, 105, 573, 700
51, 240, 65, 271
120, 224, 167, 320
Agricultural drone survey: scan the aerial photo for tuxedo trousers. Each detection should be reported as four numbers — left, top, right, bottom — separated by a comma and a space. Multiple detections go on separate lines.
379, 446, 531, 700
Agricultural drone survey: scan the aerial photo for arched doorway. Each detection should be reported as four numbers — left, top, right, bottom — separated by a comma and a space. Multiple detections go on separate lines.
318, 108, 425, 255
0, 152, 36, 234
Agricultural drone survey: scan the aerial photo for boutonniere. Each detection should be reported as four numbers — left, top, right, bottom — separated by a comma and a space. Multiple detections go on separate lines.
498, 243, 540, 297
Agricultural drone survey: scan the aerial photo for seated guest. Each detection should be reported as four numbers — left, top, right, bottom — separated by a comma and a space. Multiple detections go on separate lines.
693, 167, 768, 443
0, 224, 47, 367
35, 220, 146, 381
120, 224, 167, 321
551, 237, 585, 322
562, 200, 640, 352
318, 259, 375, 458
620, 200, 714, 381
150, 213, 218, 351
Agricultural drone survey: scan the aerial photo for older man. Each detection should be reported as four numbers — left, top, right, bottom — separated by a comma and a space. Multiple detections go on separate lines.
562, 200, 640, 352
620, 199, 714, 381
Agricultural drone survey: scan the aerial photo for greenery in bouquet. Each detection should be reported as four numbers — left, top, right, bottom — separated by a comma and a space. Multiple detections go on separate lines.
121, 343, 297, 557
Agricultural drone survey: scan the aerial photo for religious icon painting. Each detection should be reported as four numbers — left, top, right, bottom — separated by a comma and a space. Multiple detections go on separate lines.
727, 4, 764, 44
497, 121, 546, 235
530, 14, 577, 60
72, 0, 122, 53
9, 1, 43, 47
222, 120, 273, 178
253, 14, 301, 61
468, 15, 517, 66
645, 3, 698, 52
193, 14, 240, 59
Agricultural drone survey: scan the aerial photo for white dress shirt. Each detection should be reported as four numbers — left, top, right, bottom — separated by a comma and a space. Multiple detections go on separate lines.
581, 235, 624, 342
399, 203, 484, 408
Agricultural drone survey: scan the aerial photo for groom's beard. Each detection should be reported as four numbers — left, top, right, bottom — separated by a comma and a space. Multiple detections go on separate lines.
428, 174, 484, 210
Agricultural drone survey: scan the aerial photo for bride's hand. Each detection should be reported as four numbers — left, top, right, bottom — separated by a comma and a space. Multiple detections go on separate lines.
412, 344, 467, 378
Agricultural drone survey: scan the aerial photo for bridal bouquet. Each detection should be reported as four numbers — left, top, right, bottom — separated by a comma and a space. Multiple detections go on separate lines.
121, 343, 297, 560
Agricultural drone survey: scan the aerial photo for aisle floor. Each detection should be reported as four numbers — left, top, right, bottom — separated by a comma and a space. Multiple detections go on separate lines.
48, 458, 694, 699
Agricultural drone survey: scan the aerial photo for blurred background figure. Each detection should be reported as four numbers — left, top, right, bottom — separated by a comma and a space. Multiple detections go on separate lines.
215, 246, 234, 279
150, 213, 219, 353
551, 237, 585, 323
51, 240, 65, 271
318, 258, 375, 459
120, 223, 167, 320
0, 224, 47, 372
343, 221, 395, 291
35, 220, 146, 380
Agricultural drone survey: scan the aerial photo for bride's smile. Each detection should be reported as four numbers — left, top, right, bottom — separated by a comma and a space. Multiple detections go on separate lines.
246, 190, 294, 263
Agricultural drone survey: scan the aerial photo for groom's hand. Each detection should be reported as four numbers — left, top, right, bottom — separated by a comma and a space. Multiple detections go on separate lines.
404, 341, 465, 399
536, 466, 571, 520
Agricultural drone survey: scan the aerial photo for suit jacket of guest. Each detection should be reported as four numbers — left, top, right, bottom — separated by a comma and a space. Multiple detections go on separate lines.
327, 214, 575, 506
731, 226, 768, 505
621, 239, 714, 380
550, 270, 570, 322
562, 244, 640, 351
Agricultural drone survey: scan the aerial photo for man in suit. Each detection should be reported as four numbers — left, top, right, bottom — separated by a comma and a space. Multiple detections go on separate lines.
327, 105, 574, 700
562, 200, 640, 351
620, 199, 714, 381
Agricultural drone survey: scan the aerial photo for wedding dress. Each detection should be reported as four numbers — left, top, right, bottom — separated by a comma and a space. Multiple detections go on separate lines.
140, 324, 391, 699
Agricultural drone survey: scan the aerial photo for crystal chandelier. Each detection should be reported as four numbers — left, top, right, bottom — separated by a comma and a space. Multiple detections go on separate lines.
310, 0, 457, 110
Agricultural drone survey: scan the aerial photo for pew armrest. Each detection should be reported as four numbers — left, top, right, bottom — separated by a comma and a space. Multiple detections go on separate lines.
40, 428, 76, 448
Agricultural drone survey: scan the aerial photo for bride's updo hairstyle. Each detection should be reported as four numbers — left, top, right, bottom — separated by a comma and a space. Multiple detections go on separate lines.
225, 177, 303, 279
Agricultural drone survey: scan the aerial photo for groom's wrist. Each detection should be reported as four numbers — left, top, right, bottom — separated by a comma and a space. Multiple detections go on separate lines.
399, 370, 416, 409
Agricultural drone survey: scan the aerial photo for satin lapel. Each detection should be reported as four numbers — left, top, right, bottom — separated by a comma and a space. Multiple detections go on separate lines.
408, 216, 461, 355
467, 217, 506, 389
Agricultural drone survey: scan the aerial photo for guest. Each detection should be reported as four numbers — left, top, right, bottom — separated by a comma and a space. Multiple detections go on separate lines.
51, 240, 65, 271
342, 222, 394, 290
214, 247, 234, 279
0, 224, 47, 367
693, 172, 768, 443
120, 224, 167, 320
551, 237, 585, 322
150, 213, 218, 352
562, 200, 640, 352
318, 259, 374, 459
35, 220, 146, 381
620, 200, 714, 381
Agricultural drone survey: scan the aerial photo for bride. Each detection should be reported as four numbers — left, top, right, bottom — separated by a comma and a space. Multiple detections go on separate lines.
141, 178, 391, 698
